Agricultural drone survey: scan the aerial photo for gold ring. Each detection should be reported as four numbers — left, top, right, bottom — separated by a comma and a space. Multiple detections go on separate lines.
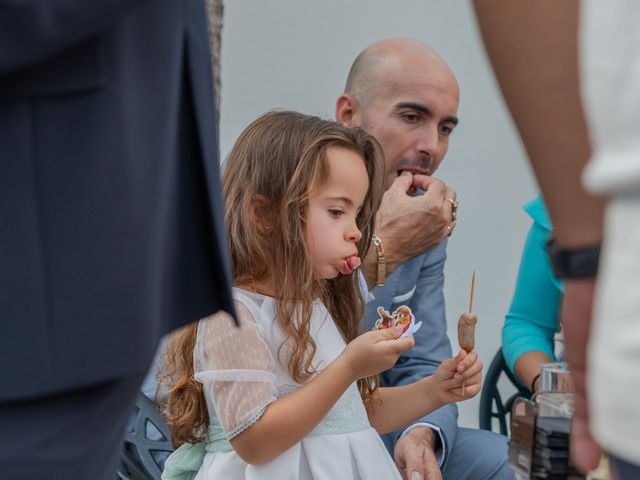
446, 224, 453, 237
447, 198, 458, 221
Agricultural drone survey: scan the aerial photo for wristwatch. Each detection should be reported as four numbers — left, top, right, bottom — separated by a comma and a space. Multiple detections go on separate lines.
546, 236, 601, 279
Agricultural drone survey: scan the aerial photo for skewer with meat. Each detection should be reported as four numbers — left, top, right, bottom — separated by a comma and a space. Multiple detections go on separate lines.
458, 271, 477, 396
457, 312, 477, 353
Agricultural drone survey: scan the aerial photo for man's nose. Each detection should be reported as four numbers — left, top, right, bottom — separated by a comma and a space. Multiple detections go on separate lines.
416, 125, 439, 157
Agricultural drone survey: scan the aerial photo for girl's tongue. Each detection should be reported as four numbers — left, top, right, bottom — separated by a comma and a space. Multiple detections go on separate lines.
339, 255, 361, 275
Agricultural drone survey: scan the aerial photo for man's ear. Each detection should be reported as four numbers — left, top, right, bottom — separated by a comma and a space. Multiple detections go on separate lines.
335, 93, 362, 128
249, 195, 274, 234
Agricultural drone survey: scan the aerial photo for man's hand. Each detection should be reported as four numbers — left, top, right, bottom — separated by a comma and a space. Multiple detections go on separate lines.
394, 426, 442, 480
562, 278, 602, 473
363, 172, 456, 287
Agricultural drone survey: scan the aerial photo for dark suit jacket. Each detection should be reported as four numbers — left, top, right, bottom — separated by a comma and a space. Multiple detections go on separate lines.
0, 0, 234, 402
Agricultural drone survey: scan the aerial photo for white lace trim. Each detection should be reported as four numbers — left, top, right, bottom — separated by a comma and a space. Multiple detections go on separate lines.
226, 402, 270, 440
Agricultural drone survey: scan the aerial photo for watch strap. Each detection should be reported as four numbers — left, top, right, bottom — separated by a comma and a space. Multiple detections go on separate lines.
546, 236, 601, 279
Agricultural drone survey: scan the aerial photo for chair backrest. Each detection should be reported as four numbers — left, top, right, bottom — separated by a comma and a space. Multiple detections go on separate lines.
478, 347, 530, 435
117, 392, 174, 480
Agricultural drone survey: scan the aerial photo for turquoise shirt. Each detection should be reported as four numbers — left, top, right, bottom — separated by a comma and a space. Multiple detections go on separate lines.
502, 196, 564, 376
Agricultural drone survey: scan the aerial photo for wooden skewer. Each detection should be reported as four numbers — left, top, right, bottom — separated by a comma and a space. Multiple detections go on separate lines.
469, 270, 476, 314
463, 271, 476, 397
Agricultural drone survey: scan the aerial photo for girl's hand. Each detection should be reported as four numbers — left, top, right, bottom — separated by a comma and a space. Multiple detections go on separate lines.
340, 327, 415, 380
433, 349, 483, 404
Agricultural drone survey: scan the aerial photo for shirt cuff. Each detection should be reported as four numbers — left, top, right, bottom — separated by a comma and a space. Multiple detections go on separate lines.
358, 270, 375, 304
401, 423, 446, 467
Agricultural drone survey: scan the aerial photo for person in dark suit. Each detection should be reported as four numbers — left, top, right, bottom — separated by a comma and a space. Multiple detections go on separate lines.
0, 2, 234, 479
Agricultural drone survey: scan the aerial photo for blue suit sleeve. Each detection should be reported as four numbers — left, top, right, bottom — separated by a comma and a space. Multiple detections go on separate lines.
502, 217, 562, 375
0, 1, 147, 74
379, 241, 458, 461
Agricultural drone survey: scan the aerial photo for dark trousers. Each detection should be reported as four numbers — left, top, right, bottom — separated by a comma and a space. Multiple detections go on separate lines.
0, 373, 144, 480
611, 454, 640, 480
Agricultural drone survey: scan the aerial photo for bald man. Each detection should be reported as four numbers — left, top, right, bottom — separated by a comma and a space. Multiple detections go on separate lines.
336, 39, 513, 480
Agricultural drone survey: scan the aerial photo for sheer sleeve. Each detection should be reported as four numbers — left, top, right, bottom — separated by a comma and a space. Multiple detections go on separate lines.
194, 298, 278, 439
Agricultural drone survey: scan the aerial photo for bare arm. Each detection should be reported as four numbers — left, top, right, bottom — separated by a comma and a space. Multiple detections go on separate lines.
368, 378, 444, 435
230, 354, 354, 464
367, 349, 482, 435
473, 0, 605, 248
515, 351, 553, 392
231, 328, 414, 465
473, 1, 604, 471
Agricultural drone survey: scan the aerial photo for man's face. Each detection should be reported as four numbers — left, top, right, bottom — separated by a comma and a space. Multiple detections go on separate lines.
355, 56, 459, 189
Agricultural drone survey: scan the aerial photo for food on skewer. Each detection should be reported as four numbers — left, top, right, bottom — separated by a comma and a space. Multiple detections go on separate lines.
458, 271, 477, 396
457, 312, 478, 353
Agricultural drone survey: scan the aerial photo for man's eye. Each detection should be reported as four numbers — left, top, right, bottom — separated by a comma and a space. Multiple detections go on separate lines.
440, 124, 455, 136
329, 209, 343, 217
402, 113, 420, 123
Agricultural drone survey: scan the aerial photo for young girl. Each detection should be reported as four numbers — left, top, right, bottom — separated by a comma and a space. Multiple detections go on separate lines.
160, 111, 482, 479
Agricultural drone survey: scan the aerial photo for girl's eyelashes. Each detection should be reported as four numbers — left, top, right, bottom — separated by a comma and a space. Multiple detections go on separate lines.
328, 208, 344, 218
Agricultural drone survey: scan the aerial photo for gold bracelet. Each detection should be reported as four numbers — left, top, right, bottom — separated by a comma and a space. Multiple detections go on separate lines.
372, 234, 385, 287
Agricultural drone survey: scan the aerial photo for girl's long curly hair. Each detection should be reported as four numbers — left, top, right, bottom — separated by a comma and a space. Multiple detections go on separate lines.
160, 111, 385, 447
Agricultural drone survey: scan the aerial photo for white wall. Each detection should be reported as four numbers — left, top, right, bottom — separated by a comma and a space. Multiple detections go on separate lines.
220, 0, 539, 428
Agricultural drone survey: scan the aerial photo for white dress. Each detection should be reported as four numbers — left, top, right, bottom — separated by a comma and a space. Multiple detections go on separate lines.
184, 287, 401, 480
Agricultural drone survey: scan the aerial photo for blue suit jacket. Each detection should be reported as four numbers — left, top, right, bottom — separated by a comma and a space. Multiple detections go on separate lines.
0, 0, 234, 401
363, 240, 458, 460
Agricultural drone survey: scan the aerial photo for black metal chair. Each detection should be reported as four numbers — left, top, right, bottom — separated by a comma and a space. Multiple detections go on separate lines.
478, 347, 530, 435
117, 392, 174, 480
